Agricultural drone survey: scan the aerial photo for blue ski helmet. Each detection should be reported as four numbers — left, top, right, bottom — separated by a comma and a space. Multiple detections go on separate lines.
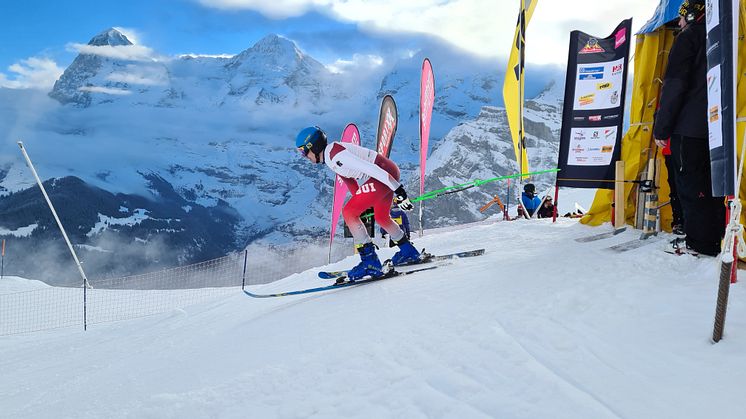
295, 126, 327, 157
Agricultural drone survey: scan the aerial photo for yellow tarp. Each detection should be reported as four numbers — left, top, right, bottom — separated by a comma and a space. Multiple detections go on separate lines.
581, 2, 746, 233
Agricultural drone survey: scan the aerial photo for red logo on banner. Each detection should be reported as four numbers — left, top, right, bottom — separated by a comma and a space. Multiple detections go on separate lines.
579, 38, 605, 54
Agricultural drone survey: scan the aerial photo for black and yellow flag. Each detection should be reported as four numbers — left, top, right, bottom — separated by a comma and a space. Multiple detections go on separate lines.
503, 0, 538, 177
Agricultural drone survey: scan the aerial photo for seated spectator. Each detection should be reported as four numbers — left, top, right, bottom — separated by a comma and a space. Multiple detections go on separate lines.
537, 196, 555, 218
521, 183, 542, 217
382, 204, 411, 247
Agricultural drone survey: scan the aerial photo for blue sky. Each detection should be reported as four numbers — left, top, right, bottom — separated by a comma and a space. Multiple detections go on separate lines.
0, 0, 657, 90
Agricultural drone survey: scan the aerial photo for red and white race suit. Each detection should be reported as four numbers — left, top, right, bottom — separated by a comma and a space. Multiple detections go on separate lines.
324, 141, 406, 245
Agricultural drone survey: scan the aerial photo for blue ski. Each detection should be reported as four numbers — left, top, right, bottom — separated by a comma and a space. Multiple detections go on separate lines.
244, 265, 438, 298
318, 248, 484, 280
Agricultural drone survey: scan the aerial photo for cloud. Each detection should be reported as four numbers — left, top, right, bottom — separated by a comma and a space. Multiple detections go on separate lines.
178, 53, 235, 59
78, 86, 132, 95
196, 0, 327, 18
106, 65, 169, 86
326, 53, 383, 74
68, 43, 160, 62
197, 0, 656, 65
0, 57, 64, 90
112, 26, 143, 45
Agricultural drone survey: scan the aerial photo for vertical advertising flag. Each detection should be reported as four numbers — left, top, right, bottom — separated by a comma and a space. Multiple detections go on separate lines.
706, 0, 739, 196
329, 124, 360, 254
376, 95, 398, 158
419, 58, 435, 234
420, 58, 435, 196
503, 0, 538, 177
557, 19, 632, 189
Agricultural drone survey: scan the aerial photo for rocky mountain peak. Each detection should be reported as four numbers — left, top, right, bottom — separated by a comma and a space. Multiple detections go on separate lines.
87, 28, 133, 47
228, 34, 311, 71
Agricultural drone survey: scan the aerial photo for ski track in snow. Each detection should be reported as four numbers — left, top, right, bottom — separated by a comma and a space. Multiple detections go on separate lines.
2, 218, 746, 418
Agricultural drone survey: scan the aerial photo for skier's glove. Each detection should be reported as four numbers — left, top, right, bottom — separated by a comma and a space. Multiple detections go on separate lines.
393, 185, 414, 211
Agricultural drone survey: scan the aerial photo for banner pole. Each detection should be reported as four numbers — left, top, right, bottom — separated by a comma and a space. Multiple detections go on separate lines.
17, 141, 91, 329
506, 178, 511, 220
614, 160, 626, 230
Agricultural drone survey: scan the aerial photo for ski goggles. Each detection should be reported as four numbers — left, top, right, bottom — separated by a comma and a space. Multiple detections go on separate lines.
297, 143, 312, 156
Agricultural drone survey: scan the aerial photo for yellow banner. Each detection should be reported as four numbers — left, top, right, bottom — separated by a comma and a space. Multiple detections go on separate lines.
503, 0, 538, 177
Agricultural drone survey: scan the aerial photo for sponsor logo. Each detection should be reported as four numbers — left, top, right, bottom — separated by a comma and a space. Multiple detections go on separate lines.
573, 116, 586, 122
589, 115, 602, 122
611, 64, 623, 75
603, 114, 620, 120
591, 131, 600, 139
378, 108, 396, 155
710, 105, 720, 122
336, 161, 343, 167
579, 66, 604, 81
579, 94, 595, 106
579, 73, 604, 80
605, 129, 616, 139
579, 38, 605, 54
614, 28, 627, 49
572, 146, 585, 153
610, 91, 619, 105
596, 82, 612, 90
706, 0, 713, 24
420, 70, 434, 125
601, 146, 614, 153
707, 74, 717, 92
587, 147, 601, 152
573, 131, 587, 141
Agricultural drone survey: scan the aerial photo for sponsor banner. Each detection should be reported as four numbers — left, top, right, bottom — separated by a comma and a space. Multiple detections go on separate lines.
420, 58, 435, 196
705, 0, 738, 196
574, 59, 624, 110
376, 95, 398, 158
567, 126, 618, 166
557, 19, 632, 189
330, 123, 361, 244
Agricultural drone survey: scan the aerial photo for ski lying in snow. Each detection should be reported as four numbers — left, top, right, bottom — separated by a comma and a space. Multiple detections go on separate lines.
244, 265, 438, 298
606, 236, 663, 252
662, 247, 701, 257
574, 227, 627, 243
317, 248, 484, 280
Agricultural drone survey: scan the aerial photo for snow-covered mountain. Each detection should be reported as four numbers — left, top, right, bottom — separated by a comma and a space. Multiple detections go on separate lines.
0, 28, 564, 282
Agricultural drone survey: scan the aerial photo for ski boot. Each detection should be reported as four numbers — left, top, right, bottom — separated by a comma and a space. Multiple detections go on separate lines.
391, 236, 421, 266
347, 242, 383, 281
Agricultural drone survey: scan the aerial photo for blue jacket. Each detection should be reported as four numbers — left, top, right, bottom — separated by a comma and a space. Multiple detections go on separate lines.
521, 192, 542, 217
382, 207, 410, 236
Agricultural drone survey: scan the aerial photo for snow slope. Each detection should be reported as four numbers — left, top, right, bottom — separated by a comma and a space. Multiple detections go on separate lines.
2, 219, 745, 418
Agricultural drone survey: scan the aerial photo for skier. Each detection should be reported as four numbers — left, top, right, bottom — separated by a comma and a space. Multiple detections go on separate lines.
295, 126, 421, 279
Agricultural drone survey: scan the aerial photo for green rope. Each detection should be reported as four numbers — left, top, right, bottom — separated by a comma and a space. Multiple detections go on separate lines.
412, 168, 560, 202
358, 167, 561, 220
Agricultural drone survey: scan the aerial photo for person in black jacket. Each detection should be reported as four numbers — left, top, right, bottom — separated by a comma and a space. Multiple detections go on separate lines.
653, 0, 725, 256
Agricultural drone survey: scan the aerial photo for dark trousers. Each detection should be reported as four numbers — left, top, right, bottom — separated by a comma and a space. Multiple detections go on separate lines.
669, 134, 726, 256
663, 154, 684, 227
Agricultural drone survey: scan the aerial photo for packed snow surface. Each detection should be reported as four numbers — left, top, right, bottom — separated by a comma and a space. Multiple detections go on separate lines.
2, 218, 745, 418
